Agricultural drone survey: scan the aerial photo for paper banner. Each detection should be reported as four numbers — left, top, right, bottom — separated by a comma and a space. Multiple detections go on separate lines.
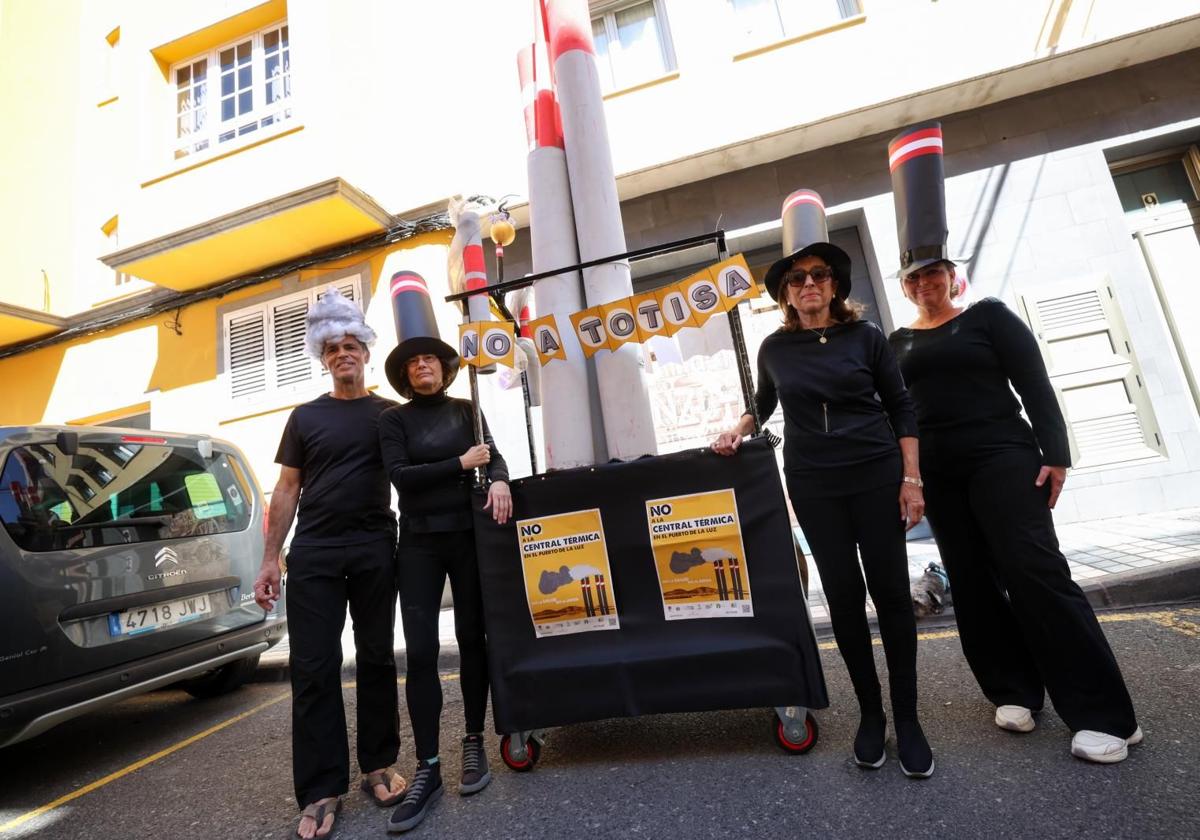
680, 268, 724, 327
656, 285, 695, 337
711, 254, 759, 309
458, 322, 480, 368
645, 488, 752, 620
601, 297, 638, 351
480, 322, 516, 368
517, 508, 620, 638
631, 290, 669, 342
528, 313, 567, 365
570, 307, 608, 358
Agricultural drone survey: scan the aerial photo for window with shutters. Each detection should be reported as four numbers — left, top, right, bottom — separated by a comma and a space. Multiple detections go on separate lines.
171, 19, 292, 161
221, 278, 361, 410
1016, 277, 1167, 472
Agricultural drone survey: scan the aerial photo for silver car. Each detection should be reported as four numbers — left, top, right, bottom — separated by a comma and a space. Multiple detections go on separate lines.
0, 425, 286, 747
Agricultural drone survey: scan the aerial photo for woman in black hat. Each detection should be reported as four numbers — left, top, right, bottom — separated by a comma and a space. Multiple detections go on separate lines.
377, 272, 512, 832
884, 122, 1139, 764
712, 192, 934, 778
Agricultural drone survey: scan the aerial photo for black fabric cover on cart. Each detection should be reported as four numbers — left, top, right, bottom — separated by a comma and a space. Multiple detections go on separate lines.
472, 438, 828, 734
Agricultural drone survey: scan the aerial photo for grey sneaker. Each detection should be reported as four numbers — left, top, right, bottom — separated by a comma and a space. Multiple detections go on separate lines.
460, 734, 492, 795
387, 761, 443, 833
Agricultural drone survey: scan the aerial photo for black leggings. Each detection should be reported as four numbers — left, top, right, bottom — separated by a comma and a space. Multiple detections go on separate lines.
788, 480, 919, 720
924, 446, 1137, 736
396, 528, 489, 761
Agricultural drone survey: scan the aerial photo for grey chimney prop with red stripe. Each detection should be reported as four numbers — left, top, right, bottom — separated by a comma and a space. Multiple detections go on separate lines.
762, 189, 853, 302
384, 270, 461, 399
888, 121, 957, 276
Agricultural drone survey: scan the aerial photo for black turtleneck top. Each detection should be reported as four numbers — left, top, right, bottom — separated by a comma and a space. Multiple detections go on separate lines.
887, 298, 1071, 470
378, 391, 508, 533
754, 319, 918, 499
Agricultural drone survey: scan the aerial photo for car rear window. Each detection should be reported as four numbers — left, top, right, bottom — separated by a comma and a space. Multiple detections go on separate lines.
0, 438, 253, 552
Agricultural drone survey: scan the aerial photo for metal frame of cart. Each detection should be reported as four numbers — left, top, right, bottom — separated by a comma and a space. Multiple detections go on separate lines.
447, 230, 820, 767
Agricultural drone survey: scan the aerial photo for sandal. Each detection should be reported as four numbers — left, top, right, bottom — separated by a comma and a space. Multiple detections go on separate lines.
296, 797, 342, 840
360, 767, 408, 807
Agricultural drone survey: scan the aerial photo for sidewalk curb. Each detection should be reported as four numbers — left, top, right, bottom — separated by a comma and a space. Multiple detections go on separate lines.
1080, 556, 1200, 610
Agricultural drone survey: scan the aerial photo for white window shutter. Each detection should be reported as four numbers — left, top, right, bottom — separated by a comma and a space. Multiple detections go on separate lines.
1017, 277, 1166, 471
227, 309, 267, 399
272, 297, 311, 388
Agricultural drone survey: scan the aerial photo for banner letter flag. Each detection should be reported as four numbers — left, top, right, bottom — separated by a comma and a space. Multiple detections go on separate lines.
711, 254, 758, 309
481, 322, 517, 368
656, 285, 696, 337
631, 290, 668, 342
681, 268, 723, 327
459, 322, 481, 368
601, 297, 638, 351
529, 313, 567, 365
570, 306, 609, 358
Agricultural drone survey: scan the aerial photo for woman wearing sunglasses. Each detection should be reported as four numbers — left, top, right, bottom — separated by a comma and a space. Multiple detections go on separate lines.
712, 190, 932, 778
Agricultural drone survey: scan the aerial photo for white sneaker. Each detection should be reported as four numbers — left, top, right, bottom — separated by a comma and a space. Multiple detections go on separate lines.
1071, 726, 1144, 764
995, 705, 1035, 733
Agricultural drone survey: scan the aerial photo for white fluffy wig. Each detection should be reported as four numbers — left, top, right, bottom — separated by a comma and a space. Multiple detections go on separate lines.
304, 288, 377, 359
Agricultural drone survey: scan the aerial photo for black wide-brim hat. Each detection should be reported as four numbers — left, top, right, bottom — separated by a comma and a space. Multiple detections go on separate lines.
763, 242, 853, 302
384, 337, 460, 400
384, 270, 461, 399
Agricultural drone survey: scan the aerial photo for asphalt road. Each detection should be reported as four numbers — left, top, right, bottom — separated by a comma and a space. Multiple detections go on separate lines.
2, 605, 1197, 840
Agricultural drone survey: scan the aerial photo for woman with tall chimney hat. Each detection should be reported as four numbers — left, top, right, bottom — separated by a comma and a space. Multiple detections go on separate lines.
253, 288, 407, 840
885, 121, 1140, 764
377, 270, 511, 832
713, 190, 934, 779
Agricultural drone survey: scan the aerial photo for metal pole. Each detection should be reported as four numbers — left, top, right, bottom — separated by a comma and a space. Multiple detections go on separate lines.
446, 230, 731, 303
461, 300, 487, 488
717, 233, 763, 436
497, 246, 540, 475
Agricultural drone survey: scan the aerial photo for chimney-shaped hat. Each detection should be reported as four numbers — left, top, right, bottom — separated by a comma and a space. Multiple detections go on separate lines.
763, 189, 852, 301
888, 121, 956, 276
383, 271, 460, 399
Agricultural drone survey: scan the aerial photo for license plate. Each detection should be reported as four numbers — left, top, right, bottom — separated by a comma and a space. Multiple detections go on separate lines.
108, 593, 213, 637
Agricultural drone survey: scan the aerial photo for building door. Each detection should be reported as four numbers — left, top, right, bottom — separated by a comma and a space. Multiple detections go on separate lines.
1111, 146, 1200, 421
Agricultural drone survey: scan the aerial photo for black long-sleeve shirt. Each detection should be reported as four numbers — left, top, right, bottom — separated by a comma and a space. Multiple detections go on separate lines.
754, 320, 918, 499
887, 297, 1071, 470
378, 392, 509, 533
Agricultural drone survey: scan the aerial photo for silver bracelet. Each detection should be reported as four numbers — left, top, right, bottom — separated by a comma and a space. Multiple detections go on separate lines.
903, 475, 924, 489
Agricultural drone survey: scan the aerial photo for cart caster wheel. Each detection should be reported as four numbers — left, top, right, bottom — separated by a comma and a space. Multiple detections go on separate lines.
774, 711, 818, 754
500, 733, 541, 772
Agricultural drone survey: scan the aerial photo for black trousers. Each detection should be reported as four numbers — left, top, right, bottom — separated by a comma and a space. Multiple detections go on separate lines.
924, 446, 1137, 737
396, 528, 490, 761
788, 480, 920, 720
285, 538, 400, 807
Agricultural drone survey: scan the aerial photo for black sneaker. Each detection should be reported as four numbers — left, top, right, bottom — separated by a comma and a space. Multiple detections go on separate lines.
459, 734, 492, 796
854, 713, 887, 769
387, 761, 444, 833
896, 718, 935, 779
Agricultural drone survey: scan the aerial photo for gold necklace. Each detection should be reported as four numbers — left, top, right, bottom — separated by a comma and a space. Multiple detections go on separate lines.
808, 326, 830, 344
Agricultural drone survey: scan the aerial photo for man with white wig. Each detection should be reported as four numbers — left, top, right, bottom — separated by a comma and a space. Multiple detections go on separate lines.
253, 289, 407, 839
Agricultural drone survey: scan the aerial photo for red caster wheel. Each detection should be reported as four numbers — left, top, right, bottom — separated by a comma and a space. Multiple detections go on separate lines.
773, 710, 818, 754
499, 733, 541, 771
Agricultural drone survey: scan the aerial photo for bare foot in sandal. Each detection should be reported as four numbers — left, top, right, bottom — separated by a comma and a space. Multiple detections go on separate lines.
297, 796, 341, 839
361, 766, 407, 807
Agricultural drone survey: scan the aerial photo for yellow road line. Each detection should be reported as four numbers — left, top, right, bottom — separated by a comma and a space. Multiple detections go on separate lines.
3, 673, 462, 836
0, 690, 290, 835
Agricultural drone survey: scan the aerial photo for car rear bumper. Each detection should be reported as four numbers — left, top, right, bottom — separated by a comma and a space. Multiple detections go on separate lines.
0, 615, 287, 748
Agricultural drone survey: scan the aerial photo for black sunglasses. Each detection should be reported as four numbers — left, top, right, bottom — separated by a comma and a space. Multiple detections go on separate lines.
785, 266, 834, 287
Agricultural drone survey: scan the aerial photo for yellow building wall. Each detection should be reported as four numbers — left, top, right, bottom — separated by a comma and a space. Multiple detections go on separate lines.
0, 0, 86, 314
